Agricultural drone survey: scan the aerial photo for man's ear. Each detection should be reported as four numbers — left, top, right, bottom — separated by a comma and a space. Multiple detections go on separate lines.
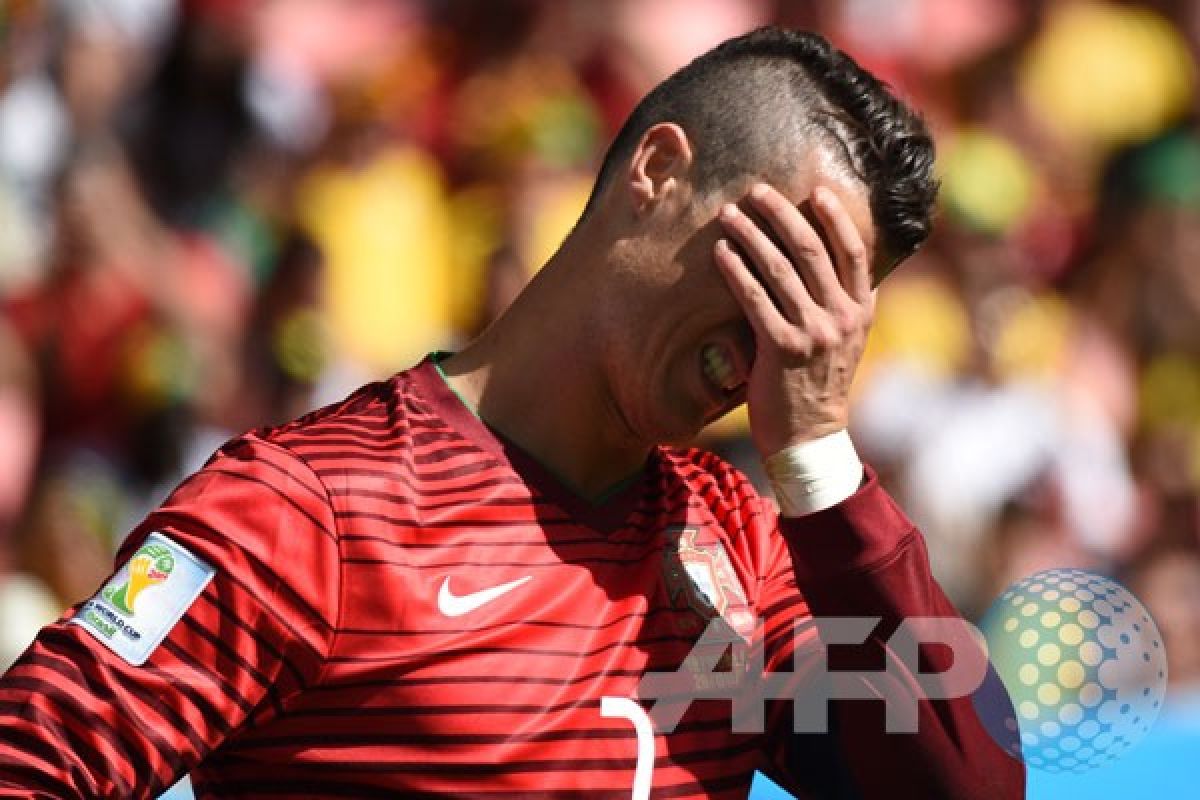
627, 122, 693, 217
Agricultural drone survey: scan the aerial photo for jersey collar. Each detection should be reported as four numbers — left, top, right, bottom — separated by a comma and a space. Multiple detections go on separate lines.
407, 354, 653, 534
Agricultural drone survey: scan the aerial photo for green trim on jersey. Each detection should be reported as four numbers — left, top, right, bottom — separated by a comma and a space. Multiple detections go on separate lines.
432, 352, 481, 420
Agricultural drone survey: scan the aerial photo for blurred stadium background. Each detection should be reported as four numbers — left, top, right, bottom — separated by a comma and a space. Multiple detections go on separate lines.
1, 1, 1199, 798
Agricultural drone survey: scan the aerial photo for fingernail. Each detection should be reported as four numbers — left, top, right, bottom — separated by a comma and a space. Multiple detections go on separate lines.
750, 183, 769, 200
813, 186, 833, 207
720, 203, 739, 221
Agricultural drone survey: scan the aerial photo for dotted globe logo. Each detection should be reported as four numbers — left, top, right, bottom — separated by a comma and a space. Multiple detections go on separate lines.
978, 568, 1167, 773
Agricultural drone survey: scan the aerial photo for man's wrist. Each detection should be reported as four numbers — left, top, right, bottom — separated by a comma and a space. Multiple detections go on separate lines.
764, 429, 864, 517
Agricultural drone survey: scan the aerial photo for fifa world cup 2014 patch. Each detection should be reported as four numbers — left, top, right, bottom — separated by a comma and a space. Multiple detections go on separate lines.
70, 532, 215, 666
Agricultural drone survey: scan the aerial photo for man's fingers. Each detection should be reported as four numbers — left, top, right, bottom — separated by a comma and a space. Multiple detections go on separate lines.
718, 202, 814, 323
811, 187, 872, 303
747, 183, 845, 308
713, 238, 806, 354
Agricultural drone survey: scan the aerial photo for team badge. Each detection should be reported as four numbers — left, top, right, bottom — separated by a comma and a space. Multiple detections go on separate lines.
660, 526, 756, 687
661, 527, 755, 640
71, 532, 215, 666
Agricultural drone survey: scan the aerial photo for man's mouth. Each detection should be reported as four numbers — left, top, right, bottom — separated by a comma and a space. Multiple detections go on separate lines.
701, 341, 748, 395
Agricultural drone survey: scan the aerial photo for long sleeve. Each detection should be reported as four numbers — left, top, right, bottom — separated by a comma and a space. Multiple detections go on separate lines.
0, 435, 341, 799
759, 468, 1025, 799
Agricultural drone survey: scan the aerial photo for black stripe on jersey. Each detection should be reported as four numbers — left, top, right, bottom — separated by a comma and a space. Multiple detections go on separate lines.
762, 593, 808, 621
764, 627, 801, 664
311, 465, 521, 491
764, 565, 796, 584
671, 463, 760, 514
336, 510, 593, 530
281, 421, 450, 445
215, 736, 762, 775
0, 678, 141, 796
327, 485, 552, 511
295, 420, 453, 444
196, 771, 755, 799
336, 603, 687, 636
176, 615, 283, 716
26, 638, 196, 779
292, 407, 447, 432
292, 432, 489, 463
328, 478, 535, 507
151, 511, 336, 637
338, 516, 658, 546
179, 612, 278, 690
340, 533, 609, 550
203, 467, 337, 543
763, 608, 816, 649
294, 448, 492, 472
324, 631, 703, 664
313, 457, 503, 486
0, 719, 83, 784
711, 497, 774, 532
30, 634, 209, 757
281, 699, 762, 736
289, 404, 403, 427
196, 592, 305, 689
651, 479, 701, 514
161, 639, 257, 719
341, 552, 663, 568
42, 627, 238, 742
0, 758, 88, 798
276, 421, 397, 444
380, 441, 489, 466
195, 776, 400, 798
283, 696, 607, 719
246, 446, 331, 507
1, 705, 143, 798
287, 437, 486, 467
307, 666, 649, 693
235, 715, 741, 749
198, 589, 328, 687
405, 427, 478, 446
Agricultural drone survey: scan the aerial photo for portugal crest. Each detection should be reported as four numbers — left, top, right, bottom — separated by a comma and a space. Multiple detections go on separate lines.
661, 527, 755, 640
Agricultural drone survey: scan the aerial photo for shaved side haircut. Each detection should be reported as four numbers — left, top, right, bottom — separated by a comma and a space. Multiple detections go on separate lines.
585, 27, 938, 273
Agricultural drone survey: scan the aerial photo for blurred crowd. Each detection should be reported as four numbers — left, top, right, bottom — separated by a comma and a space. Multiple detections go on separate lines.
1, 0, 1199, 703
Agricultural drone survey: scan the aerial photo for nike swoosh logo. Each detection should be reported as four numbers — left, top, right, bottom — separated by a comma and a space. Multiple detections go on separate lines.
437, 575, 532, 617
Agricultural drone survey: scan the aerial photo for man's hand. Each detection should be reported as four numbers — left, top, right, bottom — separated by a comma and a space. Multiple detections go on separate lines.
713, 182, 874, 459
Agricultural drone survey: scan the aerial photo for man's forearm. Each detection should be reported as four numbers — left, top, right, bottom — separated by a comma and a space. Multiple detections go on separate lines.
779, 469, 1026, 800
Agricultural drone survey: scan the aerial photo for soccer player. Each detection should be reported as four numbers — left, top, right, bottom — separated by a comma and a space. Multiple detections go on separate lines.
0, 28, 1023, 799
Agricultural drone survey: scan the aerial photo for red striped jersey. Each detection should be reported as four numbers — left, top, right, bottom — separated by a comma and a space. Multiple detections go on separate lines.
0, 357, 1023, 798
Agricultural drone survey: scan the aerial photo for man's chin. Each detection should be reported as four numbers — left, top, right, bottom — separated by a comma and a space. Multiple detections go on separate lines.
635, 408, 703, 448
628, 384, 739, 448
652, 408, 733, 447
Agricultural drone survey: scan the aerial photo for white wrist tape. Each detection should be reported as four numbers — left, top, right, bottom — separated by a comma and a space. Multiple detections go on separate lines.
764, 429, 864, 517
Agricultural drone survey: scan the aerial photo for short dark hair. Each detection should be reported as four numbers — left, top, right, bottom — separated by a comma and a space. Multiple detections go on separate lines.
586, 27, 938, 272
